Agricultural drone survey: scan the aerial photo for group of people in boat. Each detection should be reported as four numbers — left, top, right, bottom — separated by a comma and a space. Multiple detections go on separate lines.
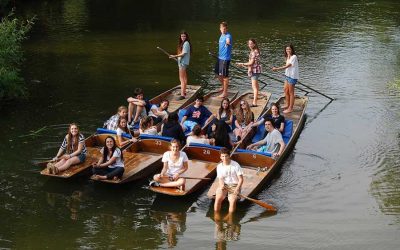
45, 20, 297, 212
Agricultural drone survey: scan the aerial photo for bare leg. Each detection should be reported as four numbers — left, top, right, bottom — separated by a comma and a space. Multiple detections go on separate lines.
228, 193, 238, 213
160, 178, 185, 188
251, 79, 259, 105
214, 188, 227, 212
218, 77, 229, 98
128, 102, 134, 123
179, 68, 187, 97
56, 156, 81, 172
282, 81, 290, 109
284, 84, 295, 113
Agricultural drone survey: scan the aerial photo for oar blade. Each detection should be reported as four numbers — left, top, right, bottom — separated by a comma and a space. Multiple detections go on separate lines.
241, 194, 277, 212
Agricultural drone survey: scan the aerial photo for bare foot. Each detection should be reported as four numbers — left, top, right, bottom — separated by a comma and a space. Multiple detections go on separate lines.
113, 176, 120, 181
217, 94, 227, 98
283, 109, 293, 114
281, 105, 288, 110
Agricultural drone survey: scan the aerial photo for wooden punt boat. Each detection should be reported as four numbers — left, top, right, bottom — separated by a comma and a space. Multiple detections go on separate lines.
148, 84, 202, 113
149, 144, 225, 196
38, 132, 121, 178
207, 96, 308, 200
90, 134, 173, 184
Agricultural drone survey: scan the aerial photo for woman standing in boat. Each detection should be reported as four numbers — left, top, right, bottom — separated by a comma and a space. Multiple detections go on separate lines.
236, 39, 262, 107
169, 31, 192, 100
150, 139, 189, 190
48, 123, 87, 174
272, 44, 299, 114
92, 136, 124, 181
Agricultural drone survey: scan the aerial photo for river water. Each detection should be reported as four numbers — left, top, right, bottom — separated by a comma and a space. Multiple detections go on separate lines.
1, 0, 400, 249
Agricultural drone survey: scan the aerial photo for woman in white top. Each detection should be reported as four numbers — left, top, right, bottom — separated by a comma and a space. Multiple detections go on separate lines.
186, 124, 214, 145
149, 99, 169, 124
92, 136, 124, 181
139, 116, 158, 135
116, 117, 137, 147
150, 139, 189, 189
272, 44, 299, 114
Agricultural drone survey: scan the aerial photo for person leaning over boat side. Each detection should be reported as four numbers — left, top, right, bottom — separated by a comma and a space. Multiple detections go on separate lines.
272, 43, 299, 114
186, 124, 214, 145
103, 105, 128, 131
161, 112, 186, 145
148, 99, 169, 125
236, 38, 262, 107
116, 116, 137, 147
169, 31, 192, 100
149, 139, 189, 189
47, 123, 87, 175
180, 96, 212, 133
139, 116, 158, 135
252, 103, 285, 133
247, 118, 285, 158
215, 21, 232, 98
214, 147, 243, 213
92, 136, 124, 181
127, 87, 148, 126
233, 100, 255, 142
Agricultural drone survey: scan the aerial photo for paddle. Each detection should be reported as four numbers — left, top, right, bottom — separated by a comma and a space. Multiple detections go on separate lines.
208, 50, 310, 95
238, 193, 277, 212
160, 176, 211, 180
156, 46, 211, 90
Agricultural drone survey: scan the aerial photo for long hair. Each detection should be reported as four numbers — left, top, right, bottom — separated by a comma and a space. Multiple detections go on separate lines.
218, 98, 232, 120
235, 100, 253, 125
166, 112, 179, 124
284, 43, 296, 58
66, 123, 79, 154
177, 31, 192, 55
270, 103, 280, 116
117, 116, 129, 133
249, 38, 260, 53
102, 136, 123, 163
140, 116, 153, 131
214, 121, 231, 149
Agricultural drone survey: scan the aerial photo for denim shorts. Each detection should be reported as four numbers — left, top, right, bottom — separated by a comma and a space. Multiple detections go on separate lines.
251, 73, 260, 81
285, 76, 298, 85
179, 63, 188, 69
78, 153, 86, 163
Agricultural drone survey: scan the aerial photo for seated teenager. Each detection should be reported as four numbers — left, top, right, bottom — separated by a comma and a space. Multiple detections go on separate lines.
150, 139, 188, 189
233, 100, 255, 142
246, 118, 285, 158
103, 106, 128, 131
210, 120, 233, 149
127, 88, 147, 125
47, 123, 87, 175
149, 99, 169, 124
139, 116, 158, 135
186, 124, 214, 145
116, 117, 137, 147
92, 136, 124, 181
180, 96, 212, 133
161, 112, 185, 145
214, 147, 244, 213
207, 97, 234, 136
252, 103, 285, 133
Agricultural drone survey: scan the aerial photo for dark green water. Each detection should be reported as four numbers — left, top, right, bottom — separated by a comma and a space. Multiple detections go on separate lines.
1, 0, 400, 249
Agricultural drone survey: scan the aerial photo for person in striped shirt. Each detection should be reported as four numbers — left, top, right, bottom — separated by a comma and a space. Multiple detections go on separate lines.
48, 123, 87, 174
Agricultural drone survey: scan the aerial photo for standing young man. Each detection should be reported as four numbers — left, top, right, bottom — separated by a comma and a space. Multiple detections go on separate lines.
215, 21, 232, 98
214, 148, 243, 213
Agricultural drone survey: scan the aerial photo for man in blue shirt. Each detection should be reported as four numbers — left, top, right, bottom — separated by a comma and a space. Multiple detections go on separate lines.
180, 96, 212, 133
214, 21, 232, 98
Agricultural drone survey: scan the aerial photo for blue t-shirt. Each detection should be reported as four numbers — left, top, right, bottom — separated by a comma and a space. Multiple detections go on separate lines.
218, 32, 232, 60
185, 105, 212, 125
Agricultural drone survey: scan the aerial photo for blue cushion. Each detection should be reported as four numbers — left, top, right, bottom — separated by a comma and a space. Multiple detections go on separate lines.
234, 148, 272, 157
139, 134, 173, 142
282, 120, 293, 144
187, 143, 224, 151
252, 123, 265, 143
178, 109, 187, 123
96, 128, 132, 139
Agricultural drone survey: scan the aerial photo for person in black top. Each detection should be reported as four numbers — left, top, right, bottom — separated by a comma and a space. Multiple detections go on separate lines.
210, 120, 233, 149
252, 103, 285, 133
161, 112, 186, 145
